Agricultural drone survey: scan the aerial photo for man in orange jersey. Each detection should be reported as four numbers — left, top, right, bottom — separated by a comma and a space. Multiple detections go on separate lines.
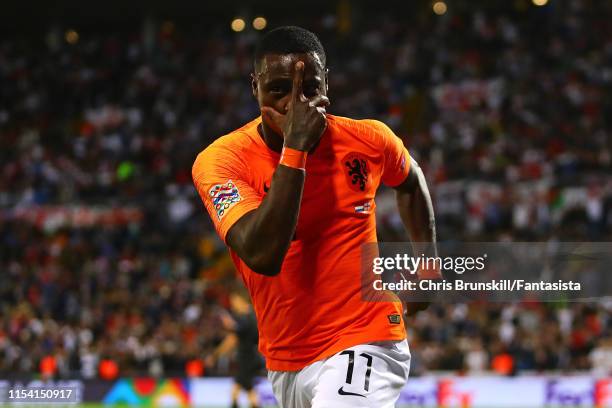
193, 26, 438, 408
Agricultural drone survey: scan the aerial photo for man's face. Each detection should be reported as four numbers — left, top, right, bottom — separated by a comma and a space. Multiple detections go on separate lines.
252, 52, 328, 132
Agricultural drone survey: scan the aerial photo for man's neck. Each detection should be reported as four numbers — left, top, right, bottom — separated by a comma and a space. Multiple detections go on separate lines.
258, 122, 284, 154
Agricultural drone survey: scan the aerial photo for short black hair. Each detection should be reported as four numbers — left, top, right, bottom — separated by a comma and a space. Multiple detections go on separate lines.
254, 26, 326, 70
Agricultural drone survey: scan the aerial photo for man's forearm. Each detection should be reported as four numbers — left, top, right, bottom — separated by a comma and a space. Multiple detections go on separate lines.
226, 164, 305, 276
395, 160, 439, 315
396, 160, 439, 273
213, 333, 238, 358
398, 161, 435, 238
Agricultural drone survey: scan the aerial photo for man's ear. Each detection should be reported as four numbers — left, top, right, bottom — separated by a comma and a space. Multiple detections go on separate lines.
251, 73, 258, 98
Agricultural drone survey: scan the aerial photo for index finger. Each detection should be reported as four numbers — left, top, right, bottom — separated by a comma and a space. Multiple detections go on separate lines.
291, 61, 305, 103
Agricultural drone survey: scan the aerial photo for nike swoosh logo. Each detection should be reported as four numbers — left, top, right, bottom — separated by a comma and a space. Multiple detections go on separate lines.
337, 387, 365, 398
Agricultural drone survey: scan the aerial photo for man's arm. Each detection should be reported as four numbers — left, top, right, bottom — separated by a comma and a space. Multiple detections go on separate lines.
226, 61, 328, 276
394, 157, 439, 315
205, 332, 238, 368
226, 166, 305, 276
394, 157, 438, 266
210, 333, 238, 359
205, 311, 238, 367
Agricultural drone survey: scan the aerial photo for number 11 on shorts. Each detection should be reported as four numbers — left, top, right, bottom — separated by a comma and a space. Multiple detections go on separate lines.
338, 350, 373, 397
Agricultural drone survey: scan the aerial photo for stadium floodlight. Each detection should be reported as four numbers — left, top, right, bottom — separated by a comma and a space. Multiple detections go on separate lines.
433, 1, 447, 15
231, 18, 246, 32
253, 17, 267, 31
65, 29, 79, 44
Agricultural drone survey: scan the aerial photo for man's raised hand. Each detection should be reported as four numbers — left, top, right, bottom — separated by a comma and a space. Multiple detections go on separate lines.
261, 61, 329, 152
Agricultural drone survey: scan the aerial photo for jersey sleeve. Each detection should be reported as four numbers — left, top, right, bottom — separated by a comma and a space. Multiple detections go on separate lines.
192, 144, 261, 243
375, 121, 411, 187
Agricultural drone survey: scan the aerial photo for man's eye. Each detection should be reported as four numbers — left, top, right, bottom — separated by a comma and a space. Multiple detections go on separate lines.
304, 87, 320, 96
270, 87, 288, 94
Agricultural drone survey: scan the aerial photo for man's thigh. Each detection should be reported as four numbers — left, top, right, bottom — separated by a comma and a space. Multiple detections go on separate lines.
268, 361, 320, 408
310, 340, 410, 408
269, 370, 298, 408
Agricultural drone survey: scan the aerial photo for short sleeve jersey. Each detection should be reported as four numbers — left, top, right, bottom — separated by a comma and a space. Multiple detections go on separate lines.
193, 115, 411, 371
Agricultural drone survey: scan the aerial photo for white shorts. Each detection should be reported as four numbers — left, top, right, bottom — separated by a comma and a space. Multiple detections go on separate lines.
268, 339, 410, 408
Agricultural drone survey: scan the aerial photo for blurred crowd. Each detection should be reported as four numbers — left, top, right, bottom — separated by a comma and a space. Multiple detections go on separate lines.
0, 0, 611, 379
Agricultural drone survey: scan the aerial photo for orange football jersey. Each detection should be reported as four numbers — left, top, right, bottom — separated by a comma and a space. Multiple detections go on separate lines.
193, 114, 411, 371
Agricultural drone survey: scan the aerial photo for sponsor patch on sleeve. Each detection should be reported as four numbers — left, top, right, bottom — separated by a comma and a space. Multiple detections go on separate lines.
387, 314, 401, 325
209, 180, 241, 220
